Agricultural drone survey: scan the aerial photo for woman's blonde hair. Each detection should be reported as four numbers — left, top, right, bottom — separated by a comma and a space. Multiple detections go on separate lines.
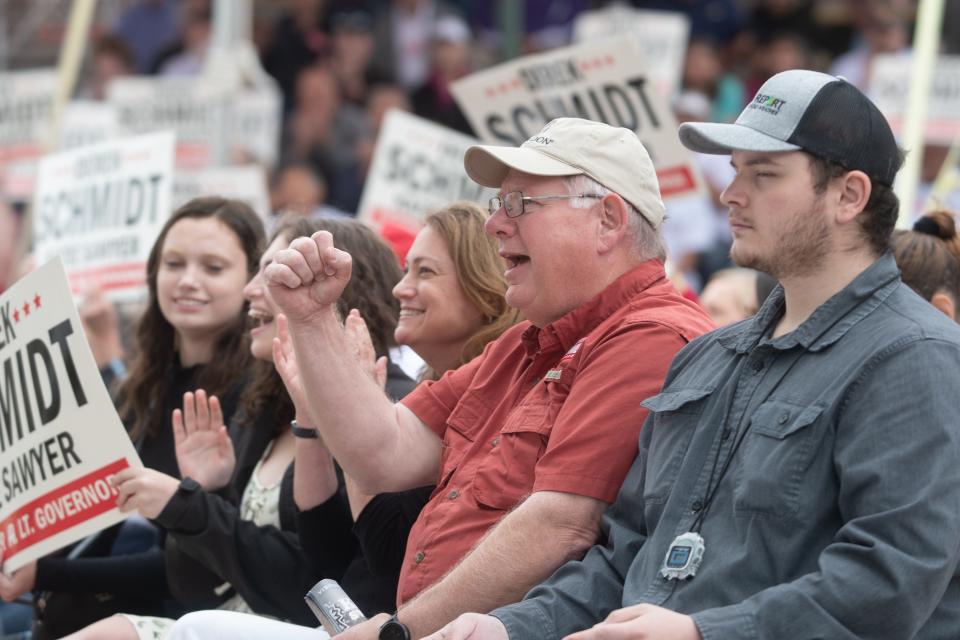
422, 202, 521, 377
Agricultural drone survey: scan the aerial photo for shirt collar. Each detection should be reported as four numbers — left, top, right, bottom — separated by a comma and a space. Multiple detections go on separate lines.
521, 260, 668, 357
718, 253, 901, 354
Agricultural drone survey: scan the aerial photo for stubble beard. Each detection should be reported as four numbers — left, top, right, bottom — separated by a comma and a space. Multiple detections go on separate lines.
730, 195, 832, 281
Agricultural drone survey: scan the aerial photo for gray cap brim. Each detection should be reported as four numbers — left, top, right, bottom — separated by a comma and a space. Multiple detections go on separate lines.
679, 122, 801, 155
464, 145, 583, 188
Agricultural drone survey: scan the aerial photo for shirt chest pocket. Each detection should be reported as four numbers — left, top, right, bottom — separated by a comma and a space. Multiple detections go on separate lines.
472, 402, 551, 511
640, 387, 713, 508
440, 392, 488, 490
733, 399, 825, 520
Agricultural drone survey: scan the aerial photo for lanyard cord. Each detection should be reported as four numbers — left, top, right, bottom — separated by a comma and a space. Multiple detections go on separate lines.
687, 285, 863, 534
690, 349, 806, 533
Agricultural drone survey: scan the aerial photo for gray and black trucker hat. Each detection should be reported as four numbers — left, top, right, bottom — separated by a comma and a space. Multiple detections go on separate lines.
679, 69, 901, 186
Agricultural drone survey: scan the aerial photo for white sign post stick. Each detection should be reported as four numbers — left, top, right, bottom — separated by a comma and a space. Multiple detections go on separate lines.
357, 110, 496, 236
46, 0, 97, 151
0, 258, 142, 572
450, 35, 704, 202
893, 0, 946, 227
31, 132, 176, 302
925, 135, 960, 213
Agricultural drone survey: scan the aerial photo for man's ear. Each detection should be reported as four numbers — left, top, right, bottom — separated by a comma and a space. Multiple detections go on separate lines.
597, 194, 630, 253
835, 170, 872, 225
930, 291, 957, 321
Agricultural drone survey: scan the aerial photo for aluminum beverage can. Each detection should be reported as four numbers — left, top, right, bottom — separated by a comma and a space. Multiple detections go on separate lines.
304, 579, 368, 635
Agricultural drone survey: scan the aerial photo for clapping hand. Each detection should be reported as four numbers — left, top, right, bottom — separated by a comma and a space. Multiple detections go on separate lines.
173, 390, 235, 491
344, 309, 387, 389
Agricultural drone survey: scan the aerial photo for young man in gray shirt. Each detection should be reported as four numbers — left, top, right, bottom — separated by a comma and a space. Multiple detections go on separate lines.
427, 69, 960, 640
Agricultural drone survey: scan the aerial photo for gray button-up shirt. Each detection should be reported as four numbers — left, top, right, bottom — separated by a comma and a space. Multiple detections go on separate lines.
494, 254, 960, 640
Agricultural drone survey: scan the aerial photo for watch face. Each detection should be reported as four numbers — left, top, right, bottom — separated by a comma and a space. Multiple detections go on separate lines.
379, 620, 410, 640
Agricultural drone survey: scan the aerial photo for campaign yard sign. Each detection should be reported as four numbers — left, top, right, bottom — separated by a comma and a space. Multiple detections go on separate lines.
107, 77, 282, 169
572, 7, 690, 99
869, 54, 960, 145
58, 100, 121, 151
0, 258, 141, 572
450, 35, 703, 202
0, 69, 58, 199
357, 110, 494, 236
173, 165, 271, 221
32, 131, 175, 302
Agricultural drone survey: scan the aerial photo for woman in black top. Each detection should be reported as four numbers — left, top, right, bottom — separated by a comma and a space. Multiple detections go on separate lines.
0, 198, 264, 634
64, 216, 416, 639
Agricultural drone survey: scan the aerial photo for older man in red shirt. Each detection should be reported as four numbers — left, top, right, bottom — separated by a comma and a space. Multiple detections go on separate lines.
261, 118, 714, 639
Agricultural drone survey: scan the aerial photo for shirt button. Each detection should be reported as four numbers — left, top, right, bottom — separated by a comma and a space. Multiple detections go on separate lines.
692, 499, 703, 512
448, 489, 459, 500
778, 413, 790, 424
414, 551, 425, 563
752, 359, 764, 373
491, 437, 500, 447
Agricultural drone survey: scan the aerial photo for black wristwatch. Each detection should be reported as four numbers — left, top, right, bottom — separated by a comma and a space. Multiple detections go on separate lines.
178, 477, 202, 493
291, 419, 319, 439
378, 616, 411, 640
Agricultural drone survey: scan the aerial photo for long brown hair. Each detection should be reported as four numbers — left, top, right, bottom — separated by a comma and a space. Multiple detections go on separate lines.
891, 210, 960, 304
243, 215, 403, 425
421, 202, 521, 379
119, 197, 265, 441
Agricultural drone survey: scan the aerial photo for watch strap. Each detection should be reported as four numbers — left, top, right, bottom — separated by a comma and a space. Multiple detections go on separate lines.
378, 615, 411, 640
291, 419, 319, 439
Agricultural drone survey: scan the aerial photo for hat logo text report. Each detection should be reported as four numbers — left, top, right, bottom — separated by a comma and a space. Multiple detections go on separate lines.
749, 94, 787, 116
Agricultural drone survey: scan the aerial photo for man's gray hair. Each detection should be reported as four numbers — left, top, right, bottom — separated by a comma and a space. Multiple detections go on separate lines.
562, 174, 667, 262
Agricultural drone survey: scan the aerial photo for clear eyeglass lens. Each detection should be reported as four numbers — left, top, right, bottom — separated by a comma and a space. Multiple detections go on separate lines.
504, 192, 522, 217
488, 196, 503, 215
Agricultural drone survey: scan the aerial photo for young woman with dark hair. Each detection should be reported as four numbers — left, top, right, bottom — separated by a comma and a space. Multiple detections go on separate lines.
0, 198, 265, 635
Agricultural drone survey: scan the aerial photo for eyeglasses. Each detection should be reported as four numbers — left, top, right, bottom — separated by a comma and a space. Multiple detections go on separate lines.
487, 191, 603, 218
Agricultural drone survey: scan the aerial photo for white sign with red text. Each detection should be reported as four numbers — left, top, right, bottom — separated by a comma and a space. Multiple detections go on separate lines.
58, 100, 121, 151
357, 110, 494, 236
107, 77, 281, 168
869, 54, 960, 145
0, 258, 142, 572
173, 165, 271, 221
0, 69, 58, 199
572, 7, 690, 99
32, 132, 175, 302
450, 35, 704, 202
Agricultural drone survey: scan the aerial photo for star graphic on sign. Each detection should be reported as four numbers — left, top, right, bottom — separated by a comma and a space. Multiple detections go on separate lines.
22, 301, 30, 317
12, 309, 19, 323
33, 294, 41, 309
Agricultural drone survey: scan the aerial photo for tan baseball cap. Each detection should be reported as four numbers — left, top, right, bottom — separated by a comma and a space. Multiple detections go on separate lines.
463, 117, 666, 228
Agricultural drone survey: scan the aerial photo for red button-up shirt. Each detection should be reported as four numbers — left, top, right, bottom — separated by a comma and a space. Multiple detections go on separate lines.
398, 260, 715, 603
